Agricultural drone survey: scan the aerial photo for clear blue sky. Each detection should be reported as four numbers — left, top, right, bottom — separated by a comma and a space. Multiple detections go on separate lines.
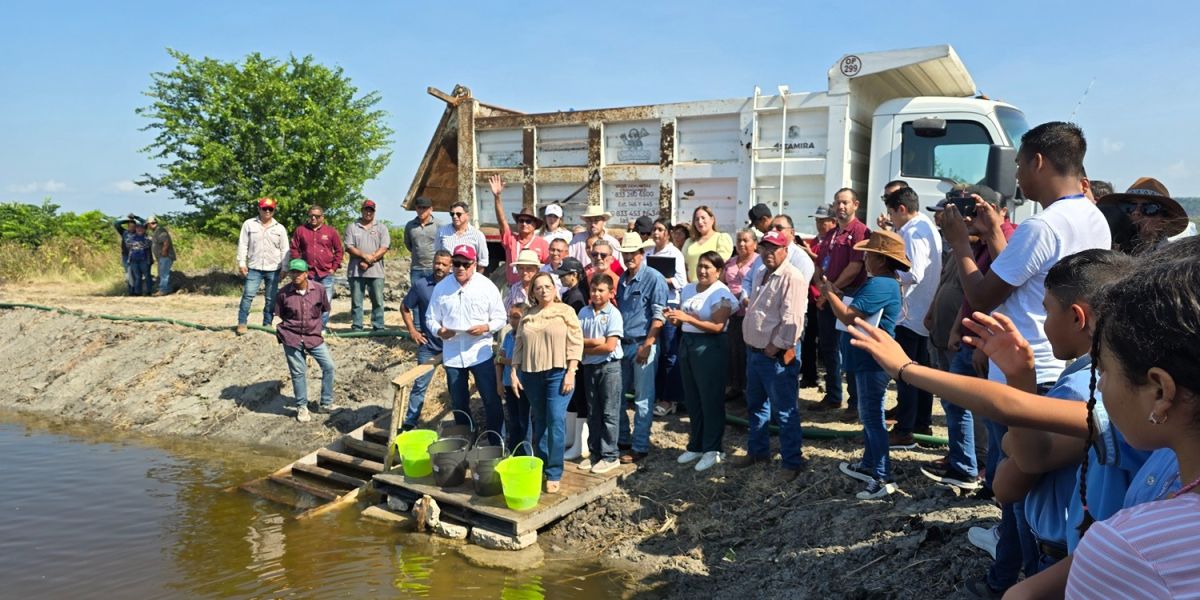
2, 0, 1197, 225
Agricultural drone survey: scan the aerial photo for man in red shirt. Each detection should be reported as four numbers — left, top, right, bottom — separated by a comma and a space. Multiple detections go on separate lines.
489, 174, 549, 287
289, 204, 343, 329
812, 188, 870, 413
275, 258, 336, 423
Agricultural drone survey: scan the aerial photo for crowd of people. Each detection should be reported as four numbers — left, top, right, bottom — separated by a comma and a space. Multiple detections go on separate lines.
231, 119, 1198, 596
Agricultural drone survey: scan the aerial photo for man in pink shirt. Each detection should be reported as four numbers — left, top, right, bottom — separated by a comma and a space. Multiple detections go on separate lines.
489, 174, 549, 286
290, 204, 343, 329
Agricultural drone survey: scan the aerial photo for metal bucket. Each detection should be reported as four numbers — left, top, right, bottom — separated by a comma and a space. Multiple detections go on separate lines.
467, 430, 506, 497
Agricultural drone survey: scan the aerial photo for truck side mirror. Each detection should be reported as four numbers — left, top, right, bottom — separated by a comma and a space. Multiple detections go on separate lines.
911, 118, 947, 138
986, 145, 1019, 201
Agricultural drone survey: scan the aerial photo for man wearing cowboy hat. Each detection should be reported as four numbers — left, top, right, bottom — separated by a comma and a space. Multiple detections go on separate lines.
489, 174, 550, 286
568, 204, 623, 275
145, 215, 174, 296
344, 199, 391, 331
614, 234, 668, 464
539, 203, 573, 245
736, 230, 811, 482
1097, 177, 1191, 252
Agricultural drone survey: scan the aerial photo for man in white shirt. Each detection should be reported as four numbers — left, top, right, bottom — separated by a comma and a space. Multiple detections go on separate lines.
882, 185, 942, 439
235, 197, 290, 335
428, 244, 507, 434
939, 121, 1110, 597
434, 201, 490, 268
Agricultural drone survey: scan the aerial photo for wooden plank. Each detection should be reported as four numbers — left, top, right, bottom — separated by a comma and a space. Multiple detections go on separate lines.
341, 436, 387, 461
296, 487, 363, 521
317, 448, 384, 474
363, 424, 391, 444
292, 462, 368, 489
238, 479, 304, 510
390, 355, 441, 388
269, 473, 339, 501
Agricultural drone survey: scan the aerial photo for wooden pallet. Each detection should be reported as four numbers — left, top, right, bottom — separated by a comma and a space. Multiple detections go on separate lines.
373, 462, 636, 537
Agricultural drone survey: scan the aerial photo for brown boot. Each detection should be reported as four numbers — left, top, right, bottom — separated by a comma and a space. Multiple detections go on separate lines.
235, 324, 248, 336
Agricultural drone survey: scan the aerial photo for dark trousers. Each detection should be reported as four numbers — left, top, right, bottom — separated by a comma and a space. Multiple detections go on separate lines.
893, 325, 933, 434
503, 385, 530, 450
727, 315, 747, 393
817, 306, 855, 407
679, 332, 729, 453
800, 303, 819, 383
656, 317, 683, 404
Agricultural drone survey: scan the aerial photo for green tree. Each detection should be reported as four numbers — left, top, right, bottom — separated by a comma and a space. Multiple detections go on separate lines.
137, 49, 393, 237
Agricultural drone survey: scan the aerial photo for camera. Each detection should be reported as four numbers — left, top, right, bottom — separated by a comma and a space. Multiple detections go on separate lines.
945, 190, 977, 218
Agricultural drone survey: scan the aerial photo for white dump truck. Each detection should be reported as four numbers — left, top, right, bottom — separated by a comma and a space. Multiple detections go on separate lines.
404, 44, 1031, 253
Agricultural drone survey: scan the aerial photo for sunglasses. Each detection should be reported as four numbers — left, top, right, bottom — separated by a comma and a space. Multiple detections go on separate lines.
452, 260, 474, 268
590, 252, 610, 260
259, 207, 275, 212
516, 218, 536, 225
308, 214, 323, 218
1120, 201, 1163, 216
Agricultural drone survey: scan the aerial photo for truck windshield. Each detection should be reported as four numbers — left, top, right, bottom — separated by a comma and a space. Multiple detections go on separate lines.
995, 106, 1030, 147
901, 120, 993, 186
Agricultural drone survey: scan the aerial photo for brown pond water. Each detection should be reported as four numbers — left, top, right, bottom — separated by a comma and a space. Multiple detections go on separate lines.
0, 412, 628, 599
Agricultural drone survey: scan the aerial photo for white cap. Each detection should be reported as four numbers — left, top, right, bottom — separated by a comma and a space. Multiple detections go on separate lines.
543, 204, 563, 218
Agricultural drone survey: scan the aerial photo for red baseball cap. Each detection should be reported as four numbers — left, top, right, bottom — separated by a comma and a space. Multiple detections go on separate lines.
452, 244, 477, 261
362, 199, 377, 209
257, 197, 277, 209
759, 230, 791, 247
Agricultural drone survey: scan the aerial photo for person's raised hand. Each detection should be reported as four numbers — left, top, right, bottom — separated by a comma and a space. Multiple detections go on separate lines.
488, 174, 504, 197
846, 317, 912, 379
962, 311, 1033, 378
973, 196, 1002, 236
940, 204, 969, 247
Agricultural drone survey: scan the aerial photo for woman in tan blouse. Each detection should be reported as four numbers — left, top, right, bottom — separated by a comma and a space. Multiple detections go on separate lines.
511, 272, 584, 492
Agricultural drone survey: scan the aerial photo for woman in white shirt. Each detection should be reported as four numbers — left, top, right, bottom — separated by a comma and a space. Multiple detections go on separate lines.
664, 250, 738, 472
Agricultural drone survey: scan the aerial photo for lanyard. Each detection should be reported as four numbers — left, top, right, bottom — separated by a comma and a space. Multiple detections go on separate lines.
1056, 193, 1087, 202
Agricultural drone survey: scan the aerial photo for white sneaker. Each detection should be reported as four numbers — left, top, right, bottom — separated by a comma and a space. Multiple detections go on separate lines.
677, 451, 703, 464
576, 458, 593, 470
967, 525, 1000, 560
694, 451, 724, 472
296, 406, 312, 423
856, 479, 897, 500
590, 458, 620, 474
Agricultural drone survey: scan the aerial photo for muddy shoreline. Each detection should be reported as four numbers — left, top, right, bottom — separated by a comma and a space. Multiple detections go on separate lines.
2, 304, 1001, 598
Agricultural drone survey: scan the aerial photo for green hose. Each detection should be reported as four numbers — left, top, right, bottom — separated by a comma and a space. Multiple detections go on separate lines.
0, 302, 410, 339
724, 414, 948, 446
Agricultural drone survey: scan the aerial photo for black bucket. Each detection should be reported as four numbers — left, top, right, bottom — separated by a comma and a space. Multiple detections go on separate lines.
429, 437, 470, 487
468, 430, 506, 497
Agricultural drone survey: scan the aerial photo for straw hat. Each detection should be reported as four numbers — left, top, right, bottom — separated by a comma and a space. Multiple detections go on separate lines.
616, 235, 654, 254
854, 230, 911, 270
1097, 177, 1189, 237
512, 249, 542, 267
580, 205, 612, 220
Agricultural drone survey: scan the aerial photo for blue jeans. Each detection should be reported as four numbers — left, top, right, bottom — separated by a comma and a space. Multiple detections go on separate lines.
444, 357, 505, 436
944, 345, 979, 478
238, 268, 280, 326
156, 257, 173, 294
584, 360, 622, 461
987, 499, 1040, 590
283, 343, 336, 408
744, 350, 804, 470
619, 340, 658, 454
349, 277, 385, 330
311, 274, 335, 328
520, 368, 572, 481
503, 385, 530, 450
855, 369, 892, 480
404, 345, 438, 428
893, 326, 932, 434
655, 317, 682, 404
128, 261, 150, 295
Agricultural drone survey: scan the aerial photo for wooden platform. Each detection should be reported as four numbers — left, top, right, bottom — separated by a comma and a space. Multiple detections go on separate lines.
373, 462, 636, 537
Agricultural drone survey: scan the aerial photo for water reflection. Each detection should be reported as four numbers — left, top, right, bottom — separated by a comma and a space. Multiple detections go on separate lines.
0, 412, 626, 599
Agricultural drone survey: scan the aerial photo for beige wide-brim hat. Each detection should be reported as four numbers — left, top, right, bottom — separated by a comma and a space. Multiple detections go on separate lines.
616, 235, 654, 254
580, 205, 612, 220
854, 230, 911, 270
1097, 177, 1189, 237
512, 249, 543, 267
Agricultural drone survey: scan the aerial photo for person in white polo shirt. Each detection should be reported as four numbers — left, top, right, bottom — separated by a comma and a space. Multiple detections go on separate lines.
428, 244, 508, 434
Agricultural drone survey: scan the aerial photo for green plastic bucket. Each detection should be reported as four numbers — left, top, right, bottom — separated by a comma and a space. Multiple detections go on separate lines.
495, 442, 543, 511
392, 429, 438, 478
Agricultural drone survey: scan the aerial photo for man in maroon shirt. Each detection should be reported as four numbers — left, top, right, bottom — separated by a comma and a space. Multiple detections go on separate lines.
811, 188, 870, 413
290, 204, 344, 329
275, 258, 337, 423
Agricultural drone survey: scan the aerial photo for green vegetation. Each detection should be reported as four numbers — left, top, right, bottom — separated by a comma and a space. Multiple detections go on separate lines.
136, 49, 393, 238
